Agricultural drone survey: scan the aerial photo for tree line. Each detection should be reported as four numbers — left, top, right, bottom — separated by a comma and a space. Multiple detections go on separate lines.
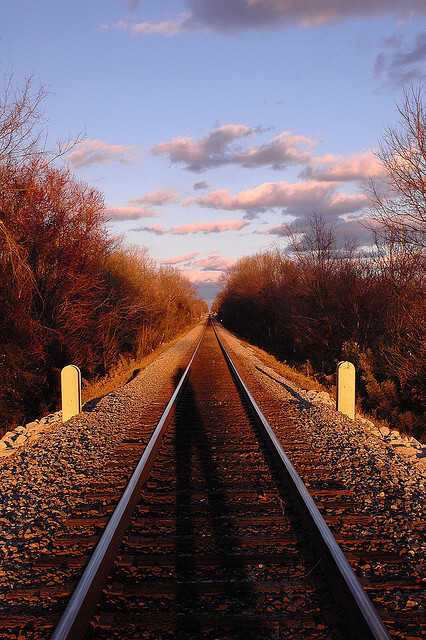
0, 75, 207, 433
215, 86, 425, 442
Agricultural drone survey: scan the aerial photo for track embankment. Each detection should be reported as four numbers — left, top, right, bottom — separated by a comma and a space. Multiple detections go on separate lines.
0, 320, 424, 640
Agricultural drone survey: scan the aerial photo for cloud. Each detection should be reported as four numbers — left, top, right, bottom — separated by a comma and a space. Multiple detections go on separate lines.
327, 192, 372, 215
106, 14, 193, 36
152, 125, 315, 172
106, 188, 179, 223
261, 214, 378, 247
184, 180, 337, 211
193, 180, 210, 191
132, 219, 249, 234
374, 31, 426, 86
67, 138, 140, 168
260, 224, 286, 236
132, 224, 166, 235
234, 131, 315, 170
185, 180, 372, 223
161, 252, 199, 265
161, 250, 235, 271
131, 188, 180, 206
153, 125, 386, 185
107, 2, 426, 36
300, 151, 385, 181
334, 215, 378, 245
170, 220, 249, 234
191, 254, 236, 270
152, 124, 260, 171
105, 206, 158, 220
184, 270, 223, 284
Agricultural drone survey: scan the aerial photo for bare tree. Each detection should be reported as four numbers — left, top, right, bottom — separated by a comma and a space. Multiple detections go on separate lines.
0, 72, 49, 166
368, 84, 426, 252
0, 70, 84, 175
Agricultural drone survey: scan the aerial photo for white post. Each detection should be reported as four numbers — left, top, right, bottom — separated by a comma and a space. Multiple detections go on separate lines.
61, 365, 82, 423
336, 361, 355, 420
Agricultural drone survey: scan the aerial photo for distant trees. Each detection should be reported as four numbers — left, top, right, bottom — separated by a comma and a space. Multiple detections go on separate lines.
0, 73, 206, 431
216, 222, 388, 375
215, 250, 299, 362
216, 225, 424, 440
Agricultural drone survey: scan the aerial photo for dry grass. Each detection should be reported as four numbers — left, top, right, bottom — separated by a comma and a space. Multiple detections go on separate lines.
81, 321, 202, 404
229, 334, 333, 395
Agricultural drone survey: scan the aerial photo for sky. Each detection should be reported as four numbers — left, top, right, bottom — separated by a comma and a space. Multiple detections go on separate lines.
1, 1, 426, 305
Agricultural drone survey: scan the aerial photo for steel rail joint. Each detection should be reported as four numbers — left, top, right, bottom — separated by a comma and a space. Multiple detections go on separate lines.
211, 319, 391, 640
51, 321, 207, 640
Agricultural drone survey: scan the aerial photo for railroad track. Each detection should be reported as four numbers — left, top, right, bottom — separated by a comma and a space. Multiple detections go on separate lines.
2, 318, 423, 639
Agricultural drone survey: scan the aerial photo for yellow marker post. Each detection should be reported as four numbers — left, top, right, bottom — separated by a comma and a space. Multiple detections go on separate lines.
336, 361, 355, 420
61, 365, 82, 423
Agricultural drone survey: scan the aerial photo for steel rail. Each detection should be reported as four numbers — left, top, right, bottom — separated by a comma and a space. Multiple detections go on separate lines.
51, 322, 207, 640
211, 318, 392, 640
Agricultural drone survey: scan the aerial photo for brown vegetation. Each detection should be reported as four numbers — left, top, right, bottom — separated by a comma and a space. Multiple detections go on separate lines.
0, 74, 207, 434
216, 237, 425, 441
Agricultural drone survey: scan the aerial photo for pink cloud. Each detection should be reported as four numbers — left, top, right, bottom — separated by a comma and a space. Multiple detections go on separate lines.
184, 179, 373, 220
170, 220, 249, 234
105, 206, 157, 221
301, 151, 385, 181
160, 250, 234, 271
132, 220, 248, 235
191, 255, 236, 270
161, 252, 199, 265
260, 225, 286, 236
106, 14, 192, 37
184, 270, 223, 284
152, 124, 264, 171
67, 138, 140, 168
184, 181, 337, 210
151, 122, 386, 186
235, 131, 314, 169
328, 192, 372, 215
131, 188, 180, 206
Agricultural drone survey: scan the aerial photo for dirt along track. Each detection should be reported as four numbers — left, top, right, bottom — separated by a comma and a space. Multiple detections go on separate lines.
0, 318, 424, 640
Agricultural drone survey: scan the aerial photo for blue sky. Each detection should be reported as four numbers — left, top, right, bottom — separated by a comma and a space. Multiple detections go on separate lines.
1, 1, 425, 303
